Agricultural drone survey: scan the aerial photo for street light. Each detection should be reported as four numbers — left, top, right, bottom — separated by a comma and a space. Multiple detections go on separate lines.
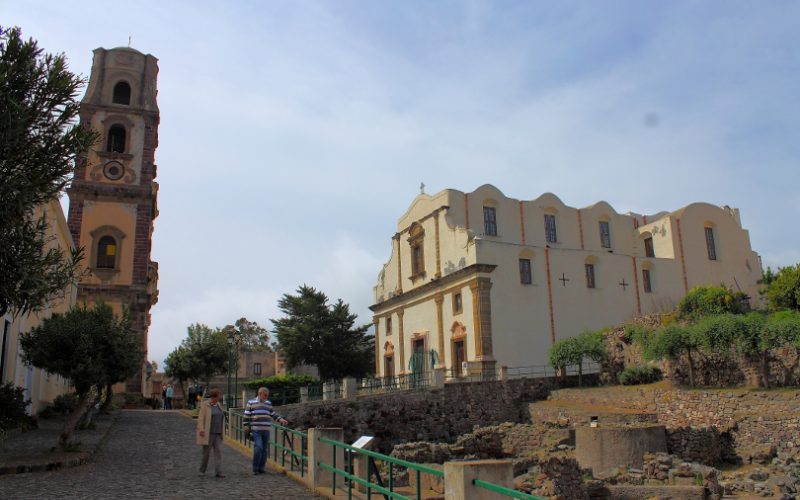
226, 329, 235, 409
225, 327, 239, 409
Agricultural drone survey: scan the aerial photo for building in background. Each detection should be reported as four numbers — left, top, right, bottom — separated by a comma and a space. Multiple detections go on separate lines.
67, 47, 160, 394
1, 200, 77, 413
371, 184, 763, 378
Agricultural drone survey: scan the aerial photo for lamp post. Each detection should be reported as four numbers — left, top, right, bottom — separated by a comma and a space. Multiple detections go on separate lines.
226, 330, 235, 410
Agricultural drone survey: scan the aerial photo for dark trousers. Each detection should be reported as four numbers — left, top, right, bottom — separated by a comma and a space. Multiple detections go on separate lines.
251, 430, 270, 472
200, 433, 223, 475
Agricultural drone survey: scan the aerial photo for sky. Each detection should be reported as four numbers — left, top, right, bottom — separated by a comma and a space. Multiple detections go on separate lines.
3, 1, 799, 368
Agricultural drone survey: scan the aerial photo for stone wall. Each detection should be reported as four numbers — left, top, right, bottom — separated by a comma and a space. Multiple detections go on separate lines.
546, 386, 800, 464
277, 375, 597, 453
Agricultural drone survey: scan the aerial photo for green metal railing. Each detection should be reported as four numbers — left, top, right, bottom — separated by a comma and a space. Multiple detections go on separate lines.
228, 408, 248, 443
271, 422, 308, 477
358, 371, 433, 395
318, 436, 443, 500
472, 479, 545, 499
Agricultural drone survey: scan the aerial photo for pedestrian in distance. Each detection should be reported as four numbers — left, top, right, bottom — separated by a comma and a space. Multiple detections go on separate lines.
165, 384, 174, 410
196, 388, 227, 478
161, 386, 167, 409
243, 387, 288, 474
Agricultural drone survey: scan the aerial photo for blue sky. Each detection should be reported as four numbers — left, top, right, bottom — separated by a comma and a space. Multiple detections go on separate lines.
3, 1, 799, 367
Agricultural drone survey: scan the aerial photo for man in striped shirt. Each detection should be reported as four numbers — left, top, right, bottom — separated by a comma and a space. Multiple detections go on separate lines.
244, 387, 288, 474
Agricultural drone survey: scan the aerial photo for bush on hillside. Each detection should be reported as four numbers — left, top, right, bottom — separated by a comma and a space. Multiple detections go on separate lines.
678, 285, 748, 321
618, 365, 662, 386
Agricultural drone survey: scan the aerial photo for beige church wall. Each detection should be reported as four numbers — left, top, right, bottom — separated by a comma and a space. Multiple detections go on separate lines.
439, 213, 476, 276
466, 184, 521, 241
400, 299, 439, 373
474, 241, 552, 368
441, 278, 476, 370
521, 193, 581, 250
677, 204, 763, 303
549, 250, 638, 346
637, 258, 686, 314
636, 216, 677, 259
79, 201, 137, 286
580, 201, 637, 254
396, 190, 451, 231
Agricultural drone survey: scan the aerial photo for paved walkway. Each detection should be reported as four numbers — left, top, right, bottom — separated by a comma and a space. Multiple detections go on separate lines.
0, 411, 319, 499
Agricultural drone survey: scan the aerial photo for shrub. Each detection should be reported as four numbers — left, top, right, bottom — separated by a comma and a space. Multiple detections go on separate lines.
678, 285, 748, 320
52, 392, 79, 414
764, 264, 800, 312
0, 383, 36, 431
618, 365, 663, 385
624, 324, 655, 347
244, 374, 319, 405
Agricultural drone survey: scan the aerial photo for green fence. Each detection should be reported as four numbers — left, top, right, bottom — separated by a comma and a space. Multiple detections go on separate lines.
270, 422, 308, 477
318, 435, 443, 500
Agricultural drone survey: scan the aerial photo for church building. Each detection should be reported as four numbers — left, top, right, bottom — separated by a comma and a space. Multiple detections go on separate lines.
67, 47, 160, 394
370, 184, 762, 378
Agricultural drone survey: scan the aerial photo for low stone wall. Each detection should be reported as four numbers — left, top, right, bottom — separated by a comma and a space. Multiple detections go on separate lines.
277, 375, 597, 453
546, 386, 800, 464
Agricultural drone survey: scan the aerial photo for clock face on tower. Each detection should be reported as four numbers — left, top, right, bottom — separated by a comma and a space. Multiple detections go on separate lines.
103, 161, 125, 181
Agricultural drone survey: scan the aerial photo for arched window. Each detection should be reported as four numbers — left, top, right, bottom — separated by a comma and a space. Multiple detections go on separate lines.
112, 81, 131, 105
106, 125, 126, 153
96, 236, 117, 269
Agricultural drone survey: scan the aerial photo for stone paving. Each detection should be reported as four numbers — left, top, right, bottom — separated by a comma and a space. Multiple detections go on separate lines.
0, 410, 320, 499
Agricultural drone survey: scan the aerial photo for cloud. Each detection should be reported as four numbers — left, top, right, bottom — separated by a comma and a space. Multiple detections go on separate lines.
6, 1, 799, 367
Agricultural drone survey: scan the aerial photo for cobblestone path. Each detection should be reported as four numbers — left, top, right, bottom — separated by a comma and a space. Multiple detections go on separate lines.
0, 411, 319, 499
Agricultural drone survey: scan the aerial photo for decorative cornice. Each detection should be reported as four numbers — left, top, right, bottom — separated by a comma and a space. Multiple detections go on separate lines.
370, 263, 496, 311
68, 182, 154, 204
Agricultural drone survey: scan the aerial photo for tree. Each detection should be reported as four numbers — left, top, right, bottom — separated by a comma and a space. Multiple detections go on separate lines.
548, 330, 606, 386
164, 346, 193, 399
548, 337, 583, 380
19, 303, 140, 448
96, 308, 143, 411
225, 317, 271, 351
645, 324, 702, 387
0, 26, 96, 317
181, 323, 228, 389
272, 285, 374, 380
765, 264, 800, 312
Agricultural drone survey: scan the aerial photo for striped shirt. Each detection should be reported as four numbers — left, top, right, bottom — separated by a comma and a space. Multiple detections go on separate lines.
244, 397, 283, 432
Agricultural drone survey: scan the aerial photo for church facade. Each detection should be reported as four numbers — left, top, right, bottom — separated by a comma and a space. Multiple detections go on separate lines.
370, 185, 762, 378
67, 47, 160, 394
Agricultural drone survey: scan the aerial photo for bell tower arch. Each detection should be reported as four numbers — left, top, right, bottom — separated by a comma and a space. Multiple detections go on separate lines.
67, 47, 160, 394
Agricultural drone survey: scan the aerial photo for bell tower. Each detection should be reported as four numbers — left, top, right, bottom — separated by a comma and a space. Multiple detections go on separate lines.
67, 47, 160, 394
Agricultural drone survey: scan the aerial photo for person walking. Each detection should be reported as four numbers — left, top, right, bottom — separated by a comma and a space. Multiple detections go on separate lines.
243, 387, 288, 474
165, 384, 174, 410
196, 388, 226, 478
